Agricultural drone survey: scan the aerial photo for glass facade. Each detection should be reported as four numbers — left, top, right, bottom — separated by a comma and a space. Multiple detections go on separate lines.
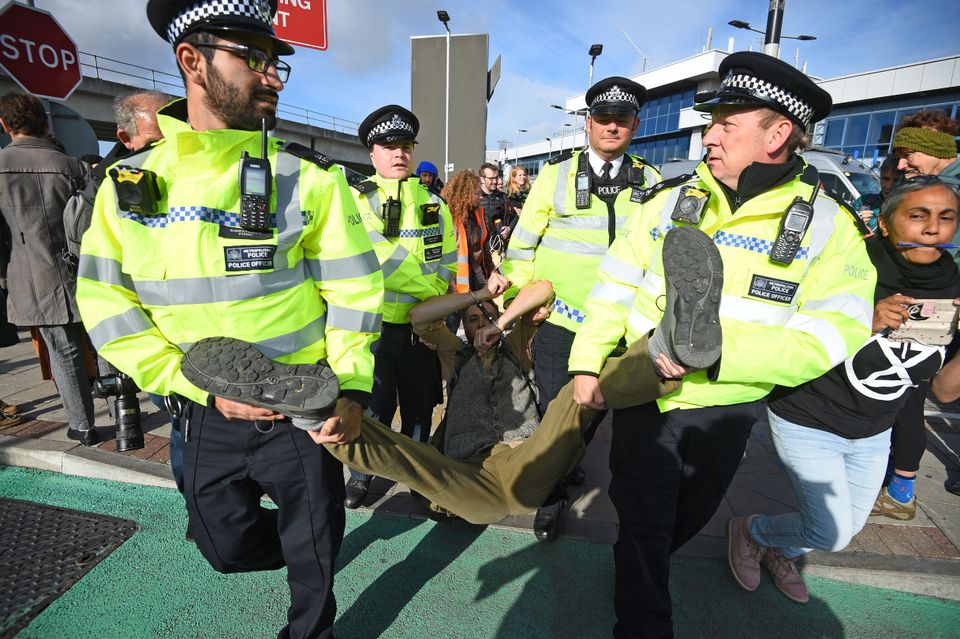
628, 133, 691, 166
637, 88, 696, 137
817, 91, 960, 162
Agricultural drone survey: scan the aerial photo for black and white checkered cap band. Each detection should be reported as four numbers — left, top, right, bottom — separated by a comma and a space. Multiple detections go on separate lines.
166, 0, 273, 43
720, 73, 814, 126
366, 114, 416, 145
590, 85, 640, 110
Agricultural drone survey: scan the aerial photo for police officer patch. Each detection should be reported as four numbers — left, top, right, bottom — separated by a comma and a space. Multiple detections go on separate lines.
748, 274, 798, 304
224, 245, 276, 272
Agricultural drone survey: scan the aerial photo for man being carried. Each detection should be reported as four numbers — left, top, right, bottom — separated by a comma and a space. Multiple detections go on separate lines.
180, 227, 723, 524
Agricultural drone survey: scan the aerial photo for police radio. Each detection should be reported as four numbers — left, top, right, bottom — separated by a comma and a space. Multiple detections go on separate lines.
770, 196, 815, 266
382, 181, 402, 237
238, 118, 272, 232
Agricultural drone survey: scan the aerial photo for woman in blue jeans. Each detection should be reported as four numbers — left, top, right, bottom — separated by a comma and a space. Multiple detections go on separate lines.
727, 177, 960, 604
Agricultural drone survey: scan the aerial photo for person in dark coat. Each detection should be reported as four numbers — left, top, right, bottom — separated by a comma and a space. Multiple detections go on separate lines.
0, 92, 97, 444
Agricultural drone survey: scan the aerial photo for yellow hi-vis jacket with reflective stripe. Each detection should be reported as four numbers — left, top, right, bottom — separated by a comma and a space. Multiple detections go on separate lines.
569, 160, 876, 412
500, 151, 660, 333
350, 175, 457, 324
76, 102, 384, 406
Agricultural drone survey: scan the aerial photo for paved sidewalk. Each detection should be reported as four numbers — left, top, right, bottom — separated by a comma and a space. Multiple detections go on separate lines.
2, 330, 959, 601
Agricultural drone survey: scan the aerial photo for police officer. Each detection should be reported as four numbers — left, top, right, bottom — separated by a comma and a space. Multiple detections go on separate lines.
343, 106, 458, 508
501, 76, 659, 542
76, 2, 385, 637
569, 52, 877, 637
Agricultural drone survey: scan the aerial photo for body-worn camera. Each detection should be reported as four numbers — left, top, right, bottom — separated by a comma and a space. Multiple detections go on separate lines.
93, 373, 144, 452
109, 166, 161, 214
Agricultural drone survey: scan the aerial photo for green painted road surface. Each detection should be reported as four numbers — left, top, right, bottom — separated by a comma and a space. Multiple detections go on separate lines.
1, 466, 958, 639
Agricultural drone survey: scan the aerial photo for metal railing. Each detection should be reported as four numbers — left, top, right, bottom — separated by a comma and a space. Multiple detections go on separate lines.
77, 51, 360, 136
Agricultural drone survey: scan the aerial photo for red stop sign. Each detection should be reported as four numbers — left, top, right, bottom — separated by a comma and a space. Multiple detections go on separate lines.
0, 3, 81, 101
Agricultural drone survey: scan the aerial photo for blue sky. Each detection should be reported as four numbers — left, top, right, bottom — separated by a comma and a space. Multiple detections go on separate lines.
34, 0, 960, 151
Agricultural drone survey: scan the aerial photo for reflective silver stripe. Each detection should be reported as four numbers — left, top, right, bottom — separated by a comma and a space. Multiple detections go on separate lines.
540, 236, 609, 255
627, 306, 656, 336
251, 314, 327, 360
381, 244, 410, 280
441, 249, 457, 264
366, 190, 382, 220
78, 255, 134, 291
394, 292, 420, 304
784, 312, 848, 364
589, 281, 636, 308
510, 224, 541, 247
801, 293, 872, 328
456, 276, 469, 286
327, 305, 382, 333
551, 215, 630, 231
421, 261, 439, 275
804, 197, 843, 267
306, 250, 380, 281
719, 295, 795, 326
437, 267, 454, 283
553, 157, 574, 215
638, 270, 664, 297
133, 261, 310, 306
599, 254, 645, 286
506, 246, 535, 260
87, 307, 154, 348
272, 151, 303, 270
457, 255, 468, 263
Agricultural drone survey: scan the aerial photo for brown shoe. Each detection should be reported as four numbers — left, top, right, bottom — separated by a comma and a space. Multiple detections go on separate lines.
0, 414, 23, 428
0, 400, 20, 417
762, 547, 809, 604
727, 515, 765, 591
871, 488, 916, 521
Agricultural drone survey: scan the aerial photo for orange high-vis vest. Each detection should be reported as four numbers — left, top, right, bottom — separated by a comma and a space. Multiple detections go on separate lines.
454, 209, 488, 293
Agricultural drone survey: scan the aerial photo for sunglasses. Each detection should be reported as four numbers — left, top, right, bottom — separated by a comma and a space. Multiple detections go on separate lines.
195, 42, 291, 83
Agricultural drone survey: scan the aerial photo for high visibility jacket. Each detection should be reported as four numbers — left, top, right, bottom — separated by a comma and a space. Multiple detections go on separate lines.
569, 160, 877, 412
76, 100, 384, 406
454, 219, 470, 293
501, 151, 660, 333
351, 176, 457, 324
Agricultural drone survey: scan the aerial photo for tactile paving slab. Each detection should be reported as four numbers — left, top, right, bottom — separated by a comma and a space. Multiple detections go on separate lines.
0, 498, 137, 638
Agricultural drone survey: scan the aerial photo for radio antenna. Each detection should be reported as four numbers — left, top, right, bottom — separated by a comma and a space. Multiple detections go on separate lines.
261, 117, 268, 160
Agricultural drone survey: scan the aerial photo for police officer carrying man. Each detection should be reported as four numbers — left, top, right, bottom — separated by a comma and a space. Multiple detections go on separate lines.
501, 76, 659, 542
76, 2, 384, 637
569, 52, 877, 638
343, 106, 458, 508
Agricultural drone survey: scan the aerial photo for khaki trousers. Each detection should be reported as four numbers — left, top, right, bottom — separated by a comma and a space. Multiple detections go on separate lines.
325, 335, 678, 524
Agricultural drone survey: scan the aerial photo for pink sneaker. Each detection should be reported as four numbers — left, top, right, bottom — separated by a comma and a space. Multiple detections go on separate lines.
727, 516, 765, 591
762, 547, 809, 604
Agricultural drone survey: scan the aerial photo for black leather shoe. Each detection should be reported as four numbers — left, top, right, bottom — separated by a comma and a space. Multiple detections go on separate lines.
67, 427, 100, 447
344, 477, 370, 510
567, 465, 586, 487
533, 498, 567, 542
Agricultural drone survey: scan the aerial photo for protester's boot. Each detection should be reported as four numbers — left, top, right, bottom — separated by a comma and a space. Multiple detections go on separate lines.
648, 226, 723, 370
181, 337, 340, 420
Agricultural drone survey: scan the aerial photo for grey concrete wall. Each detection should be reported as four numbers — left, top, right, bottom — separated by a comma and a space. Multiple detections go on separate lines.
411, 34, 489, 180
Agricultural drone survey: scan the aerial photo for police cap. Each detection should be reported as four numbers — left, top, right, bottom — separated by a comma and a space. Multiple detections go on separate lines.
586, 76, 646, 116
694, 51, 831, 127
147, 0, 294, 55
358, 105, 419, 149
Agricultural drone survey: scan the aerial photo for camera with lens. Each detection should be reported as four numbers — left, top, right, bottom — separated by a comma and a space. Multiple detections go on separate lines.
109, 166, 161, 214
93, 373, 144, 452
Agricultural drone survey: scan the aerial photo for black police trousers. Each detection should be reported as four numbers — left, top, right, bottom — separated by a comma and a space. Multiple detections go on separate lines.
609, 399, 762, 639
182, 403, 346, 639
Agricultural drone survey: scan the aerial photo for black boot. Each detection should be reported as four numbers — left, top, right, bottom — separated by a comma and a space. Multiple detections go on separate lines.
344, 477, 371, 510
67, 427, 100, 447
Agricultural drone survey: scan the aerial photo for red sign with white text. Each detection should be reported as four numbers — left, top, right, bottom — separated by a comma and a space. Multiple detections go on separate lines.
0, 2, 81, 100
273, 0, 327, 51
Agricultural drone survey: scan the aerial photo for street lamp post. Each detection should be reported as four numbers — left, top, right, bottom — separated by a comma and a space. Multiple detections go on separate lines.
545, 137, 553, 161
515, 128, 527, 166
551, 104, 587, 150
728, 2, 815, 60
561, 123, 572, 153
437, 10, 452, 181
588, 43, 603, 89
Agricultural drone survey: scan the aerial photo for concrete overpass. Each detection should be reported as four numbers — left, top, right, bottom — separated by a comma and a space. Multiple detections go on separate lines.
0, 52, 371, 173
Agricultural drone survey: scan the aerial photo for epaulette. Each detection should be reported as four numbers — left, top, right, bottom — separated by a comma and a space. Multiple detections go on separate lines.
547, 150, 574, 165
351, 180, 378, 194
281, 142, 335, 169
833, 192, 872, 237
625, 152, 649, 167
635, 173, 696, 204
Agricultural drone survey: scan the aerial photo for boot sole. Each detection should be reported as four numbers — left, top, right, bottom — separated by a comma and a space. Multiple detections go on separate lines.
661, 226, 723, 369
181, 337, 339, 420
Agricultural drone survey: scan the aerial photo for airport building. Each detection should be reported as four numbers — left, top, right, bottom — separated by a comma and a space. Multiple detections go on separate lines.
504, 51, 960, 177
